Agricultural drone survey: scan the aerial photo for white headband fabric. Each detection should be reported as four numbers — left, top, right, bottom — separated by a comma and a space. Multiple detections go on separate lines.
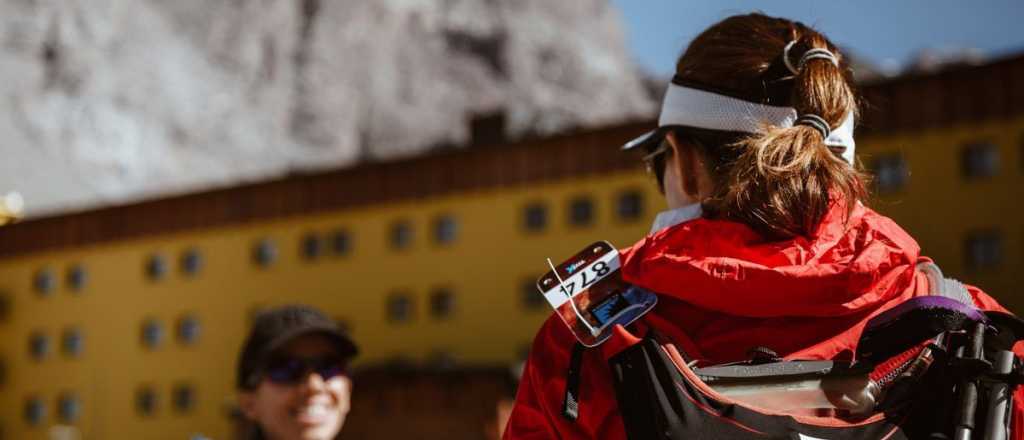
657, 85, 797, 134
643, 83, 856, 164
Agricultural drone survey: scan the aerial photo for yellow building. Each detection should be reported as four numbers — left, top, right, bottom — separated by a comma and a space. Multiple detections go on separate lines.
0, 53, 1022, 439
858, 54, 1024, 313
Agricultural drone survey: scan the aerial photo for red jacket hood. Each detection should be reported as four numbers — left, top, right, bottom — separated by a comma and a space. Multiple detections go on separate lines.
620, 202, 921, 318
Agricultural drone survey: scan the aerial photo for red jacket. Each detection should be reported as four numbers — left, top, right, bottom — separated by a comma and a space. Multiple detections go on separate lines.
505, 203, 1024, 439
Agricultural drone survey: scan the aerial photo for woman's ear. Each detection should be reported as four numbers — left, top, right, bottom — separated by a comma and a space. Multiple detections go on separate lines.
238, 391, 258, 420
665, 132, 701, 198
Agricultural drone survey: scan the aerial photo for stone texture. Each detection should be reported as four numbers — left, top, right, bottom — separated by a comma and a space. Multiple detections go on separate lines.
0, 0, 653, 216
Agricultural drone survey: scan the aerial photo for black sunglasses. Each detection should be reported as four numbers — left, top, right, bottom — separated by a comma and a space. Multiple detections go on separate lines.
641, 141, 670, 173
262, 355, 348, 385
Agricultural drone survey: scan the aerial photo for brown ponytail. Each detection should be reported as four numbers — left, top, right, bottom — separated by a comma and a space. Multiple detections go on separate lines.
671, 13, 868, 240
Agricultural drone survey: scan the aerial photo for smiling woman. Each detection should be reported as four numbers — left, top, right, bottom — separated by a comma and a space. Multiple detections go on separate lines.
237, 305, 359, 440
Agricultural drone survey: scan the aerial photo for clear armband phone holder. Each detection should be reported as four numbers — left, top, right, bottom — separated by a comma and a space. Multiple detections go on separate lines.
538, 241, 658, 347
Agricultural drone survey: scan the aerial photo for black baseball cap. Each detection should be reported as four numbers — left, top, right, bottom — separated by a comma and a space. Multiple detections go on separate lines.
237, 304, 358, 390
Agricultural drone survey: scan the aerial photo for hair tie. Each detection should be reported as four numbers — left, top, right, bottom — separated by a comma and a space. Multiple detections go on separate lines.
796, 114, 831, 138
783, 41, 839, 75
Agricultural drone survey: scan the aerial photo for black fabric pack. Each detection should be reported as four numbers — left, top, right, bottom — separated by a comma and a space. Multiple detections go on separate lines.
606, 334, 953, 440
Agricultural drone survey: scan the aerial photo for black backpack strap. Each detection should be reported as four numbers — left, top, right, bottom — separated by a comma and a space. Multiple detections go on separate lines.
562, 342, 586, 421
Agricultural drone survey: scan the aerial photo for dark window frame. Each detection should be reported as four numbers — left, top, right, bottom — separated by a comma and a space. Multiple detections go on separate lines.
146, 254, 168, 281
523, 202, 548, 232
67, 264, 88, 292
136, 386, 159, 416
34, 268, 56, 296
330, 228, 352, 256
29, 331, 50, 361
62, 327, 84, 357
521, 276, 545, 310
24, 396, 46, 426
964, 229, 1003, 271
253, 238, 278, 267
433, 215, 458, 245
300, 232, 324, 260
180, 248, 203, 276
172, 383, 196, 413
568, 196, 595, 227
390, 220, 414, 250
177, 315, 201, 346
961, 140, 999, 180
871, 152, 910, 193
141, 319, 164, 349
386, 292, 414, 323
58, 392, 81, 423
429, 288, 456, 319
616, 189, 644, 221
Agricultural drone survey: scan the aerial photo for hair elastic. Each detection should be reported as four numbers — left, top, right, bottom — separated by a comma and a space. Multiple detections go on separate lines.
783, 41, 839, 75
795, 114, 831, 138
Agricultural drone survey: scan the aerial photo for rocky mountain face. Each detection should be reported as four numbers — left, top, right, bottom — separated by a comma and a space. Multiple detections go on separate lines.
0, 0, 654, 217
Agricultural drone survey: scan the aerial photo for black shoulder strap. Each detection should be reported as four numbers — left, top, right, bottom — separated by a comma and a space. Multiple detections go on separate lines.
562, 342, 586, 421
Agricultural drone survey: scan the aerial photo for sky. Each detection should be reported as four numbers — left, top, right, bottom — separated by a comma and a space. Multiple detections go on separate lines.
610, 0, 1024, 76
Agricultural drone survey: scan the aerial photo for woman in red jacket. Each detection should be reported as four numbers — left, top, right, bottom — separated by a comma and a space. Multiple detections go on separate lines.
505, 13, 1023, 440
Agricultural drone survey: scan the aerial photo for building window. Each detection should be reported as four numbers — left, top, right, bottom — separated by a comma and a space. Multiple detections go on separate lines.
433, 215, 458, 245
147, 254, 168, 280
58, 392, 81, 423
141, 319, 164, 349
62, 327, 83, 357
330, 229, 352, 256
0, 292, 9, 322
34, 268, 55, 295
616, 190, 644, 221
67, 264, 87, 292
172, 383, 196, 413
0, 355, 7, 387
965, 230, 1003, 270
253, 238, 278, 267
136, 386, 158, 416
429, 288, 456, 319
568, 196, 594, 227
29, 332, 49, 361
390, 221, 413, 250
181, 248, 203, 276
521, 277, 545, 310
386, 292, 414, 323
523, 202, 548, 232
961, 141, 999, 179
24, 396, 46, 426
177, 315, 201, 345
871, 153, 909, 193
301, 232, 323, 260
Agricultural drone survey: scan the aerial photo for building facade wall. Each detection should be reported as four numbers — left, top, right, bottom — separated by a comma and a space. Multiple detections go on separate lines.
0, 169, 658, 439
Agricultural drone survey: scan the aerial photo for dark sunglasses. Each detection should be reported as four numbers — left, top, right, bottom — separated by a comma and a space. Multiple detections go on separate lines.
641, 141, 670, 173
262, 355, 348, 385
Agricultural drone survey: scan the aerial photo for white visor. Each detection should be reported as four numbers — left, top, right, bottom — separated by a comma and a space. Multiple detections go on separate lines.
624, 83, 856, 164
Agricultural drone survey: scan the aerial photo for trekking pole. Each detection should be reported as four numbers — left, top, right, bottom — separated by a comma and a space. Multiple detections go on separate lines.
982, 350, 1015, 440
954, 322, 986, 440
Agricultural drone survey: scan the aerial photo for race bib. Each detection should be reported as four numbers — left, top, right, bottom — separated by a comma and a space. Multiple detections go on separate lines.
538, 241, 658, 347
